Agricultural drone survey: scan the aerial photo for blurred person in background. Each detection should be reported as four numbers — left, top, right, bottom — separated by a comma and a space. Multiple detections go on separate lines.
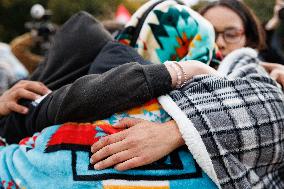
10, 4, 57, 74
199, 0, 266, 58
199, 0, 284, 87
0, 42, 28, 95
261, 0, 284, 65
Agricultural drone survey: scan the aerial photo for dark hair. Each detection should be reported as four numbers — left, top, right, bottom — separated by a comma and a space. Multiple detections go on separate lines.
199, 0, 266, 51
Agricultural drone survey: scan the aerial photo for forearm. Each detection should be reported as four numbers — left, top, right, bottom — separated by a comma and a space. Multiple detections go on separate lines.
31, 62, 172, 132
48, 61, 215, 127
0, 62, 172, 143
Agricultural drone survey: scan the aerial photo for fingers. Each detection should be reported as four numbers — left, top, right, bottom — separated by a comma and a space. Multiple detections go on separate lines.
91, 132, 126, 153
261, 62, 280, 73
6, 102, 28, 114
113, 118, 143, 129
261, 62, 284, 73
90, 140, 128, 164
12, 88, 41, 101
276, 73, 284, 87
115, 157, 146, 171
93, 150, 133, 170
16, 80, 50, 96
270, 69, 284, 83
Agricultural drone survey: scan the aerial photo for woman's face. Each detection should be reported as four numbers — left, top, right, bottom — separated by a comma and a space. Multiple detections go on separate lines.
203, 6, 246, 57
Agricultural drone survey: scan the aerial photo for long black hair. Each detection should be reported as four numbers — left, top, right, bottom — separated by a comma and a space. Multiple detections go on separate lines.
199, 0, 266, 51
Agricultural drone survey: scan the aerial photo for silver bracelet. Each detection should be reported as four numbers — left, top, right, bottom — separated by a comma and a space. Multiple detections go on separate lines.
165, 61, 182, 88
173, 62, 188, 88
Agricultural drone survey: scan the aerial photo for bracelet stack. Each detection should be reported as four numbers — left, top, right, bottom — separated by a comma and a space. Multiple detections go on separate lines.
174, 61, 188, 88
165, 61, 188, 89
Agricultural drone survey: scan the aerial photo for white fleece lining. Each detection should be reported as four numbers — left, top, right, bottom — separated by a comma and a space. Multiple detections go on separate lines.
158, 95, 221, 188
218, 48, 258, 75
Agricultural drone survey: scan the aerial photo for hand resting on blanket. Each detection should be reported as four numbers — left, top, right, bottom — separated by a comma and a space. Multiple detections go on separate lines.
91, 118, 184, 171
90, 60, 219, 171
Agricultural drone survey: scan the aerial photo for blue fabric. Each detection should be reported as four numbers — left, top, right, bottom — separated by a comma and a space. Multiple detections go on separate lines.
0, 101, 217, 188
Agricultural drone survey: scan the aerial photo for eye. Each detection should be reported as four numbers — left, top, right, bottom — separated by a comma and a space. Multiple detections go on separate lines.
224, 30, 239, 38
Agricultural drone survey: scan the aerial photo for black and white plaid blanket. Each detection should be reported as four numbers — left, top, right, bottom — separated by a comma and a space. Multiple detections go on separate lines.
167, 48, 284, 188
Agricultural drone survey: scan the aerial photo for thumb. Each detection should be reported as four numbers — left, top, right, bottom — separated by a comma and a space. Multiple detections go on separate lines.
270, 69, 280, 80
113, 118, 144, 129
276, 73, 284, 88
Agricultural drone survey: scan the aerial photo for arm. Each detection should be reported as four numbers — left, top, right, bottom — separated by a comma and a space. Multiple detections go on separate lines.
42, 60, 217, 130
265, 0, 282, 31
89, 61, 219, 171
0, 62, 172, 144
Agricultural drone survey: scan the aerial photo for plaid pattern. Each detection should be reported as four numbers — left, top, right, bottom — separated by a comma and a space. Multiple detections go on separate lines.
169, 48, 284, 189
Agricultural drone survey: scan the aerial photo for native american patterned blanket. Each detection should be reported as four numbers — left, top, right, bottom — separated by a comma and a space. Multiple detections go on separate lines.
116, 0, 221, 65
0, 99, 218, 189
0, 1, 220, 189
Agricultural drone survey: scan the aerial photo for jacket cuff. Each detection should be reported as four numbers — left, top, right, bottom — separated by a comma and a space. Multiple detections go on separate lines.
143, 64, 172, 97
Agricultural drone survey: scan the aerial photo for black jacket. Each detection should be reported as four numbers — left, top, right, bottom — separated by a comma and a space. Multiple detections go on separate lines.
0, 12, 172, 144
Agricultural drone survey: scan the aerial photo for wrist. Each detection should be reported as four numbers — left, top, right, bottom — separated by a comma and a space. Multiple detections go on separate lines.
164, 63, 178, 88
164, 120, 185, 147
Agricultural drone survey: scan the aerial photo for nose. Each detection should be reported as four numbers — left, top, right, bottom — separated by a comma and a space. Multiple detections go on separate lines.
215, 33, 226, 49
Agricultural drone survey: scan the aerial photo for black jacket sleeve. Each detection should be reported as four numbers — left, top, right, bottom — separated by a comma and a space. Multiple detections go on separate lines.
0, 62, 172, 144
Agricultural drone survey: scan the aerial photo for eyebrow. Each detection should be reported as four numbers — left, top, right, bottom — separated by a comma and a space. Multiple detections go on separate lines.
214, 27, 243, 32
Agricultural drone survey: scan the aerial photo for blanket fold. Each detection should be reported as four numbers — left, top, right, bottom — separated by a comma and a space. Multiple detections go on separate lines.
166, 48, 284, 188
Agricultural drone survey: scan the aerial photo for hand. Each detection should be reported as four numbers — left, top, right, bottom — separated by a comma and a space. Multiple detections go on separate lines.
265, 0, 284, 30
90, 118, 184, 171
165, 60, 219, 89
261, 62, 284, 87
0, 80, 51, 116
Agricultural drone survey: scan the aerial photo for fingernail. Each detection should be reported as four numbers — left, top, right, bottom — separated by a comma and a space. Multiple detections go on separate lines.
94, 163, 101, 170
90, 158, 94, 164
22, 108, 28, 114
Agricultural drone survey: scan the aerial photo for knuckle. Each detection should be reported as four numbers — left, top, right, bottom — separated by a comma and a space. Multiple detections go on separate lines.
11, 90, 18, 98
91, 155, 99, 162
140, 155, 149, 163
98, 161, 106, 168
127, 161, 136, 168
101, 137, 112, 145
14, 89, 23, 96
102, 146, 112, 155
25, 82, 34, 89
112, 155, 122, 163
21, 82, 29, 88
131, 148, 139, 156
127, 138, 137, 147
18, 80, 26, 85
6, 102, 12, 109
